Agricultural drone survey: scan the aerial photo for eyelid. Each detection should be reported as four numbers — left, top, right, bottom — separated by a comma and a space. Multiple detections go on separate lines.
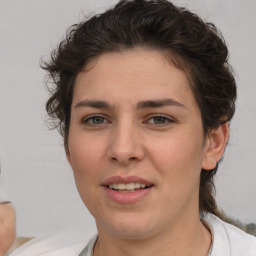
81, 113, 175, 125
144, 114, 175, 124
82, 114, 110, 124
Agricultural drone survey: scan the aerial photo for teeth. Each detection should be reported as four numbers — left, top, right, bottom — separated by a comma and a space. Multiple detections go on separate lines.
108, 183, 148, 190
135, 183, 140, 189
140, 184, 146, 188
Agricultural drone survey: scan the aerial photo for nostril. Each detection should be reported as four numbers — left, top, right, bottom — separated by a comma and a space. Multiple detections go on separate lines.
111, 157, 118, 161
110, 156, 137, 164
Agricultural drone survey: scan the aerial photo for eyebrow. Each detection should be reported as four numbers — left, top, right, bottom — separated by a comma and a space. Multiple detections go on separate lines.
74, 100, 111, 109
74, 98, 185, 110
137, 98, 186, 109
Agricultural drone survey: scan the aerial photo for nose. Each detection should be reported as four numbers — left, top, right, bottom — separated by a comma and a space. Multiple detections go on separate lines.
107, 122, 145, 165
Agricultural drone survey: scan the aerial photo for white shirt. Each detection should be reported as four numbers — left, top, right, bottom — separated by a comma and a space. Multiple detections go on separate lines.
10, 214, 256, 256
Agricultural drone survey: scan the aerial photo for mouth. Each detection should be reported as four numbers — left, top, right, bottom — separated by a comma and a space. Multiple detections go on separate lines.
102, 176, 154, 203
107, 182, 153, 193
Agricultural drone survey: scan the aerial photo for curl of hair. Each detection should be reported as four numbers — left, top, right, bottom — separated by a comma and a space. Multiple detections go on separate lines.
41, 0, 236, 217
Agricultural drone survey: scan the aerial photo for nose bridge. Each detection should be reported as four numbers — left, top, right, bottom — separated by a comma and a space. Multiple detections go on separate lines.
107, 117, 144, 164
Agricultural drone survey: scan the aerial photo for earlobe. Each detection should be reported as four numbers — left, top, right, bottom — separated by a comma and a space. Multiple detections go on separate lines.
201, 122, 229, 170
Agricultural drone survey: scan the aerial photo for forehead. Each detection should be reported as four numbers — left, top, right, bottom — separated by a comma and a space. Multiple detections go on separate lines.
73, 48, 197, 108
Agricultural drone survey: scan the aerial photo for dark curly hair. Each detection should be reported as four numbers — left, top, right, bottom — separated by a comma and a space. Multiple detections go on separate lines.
42, 0, 237, 217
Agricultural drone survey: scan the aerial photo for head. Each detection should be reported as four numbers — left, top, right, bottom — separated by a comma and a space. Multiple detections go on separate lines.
42, 0, 236, 218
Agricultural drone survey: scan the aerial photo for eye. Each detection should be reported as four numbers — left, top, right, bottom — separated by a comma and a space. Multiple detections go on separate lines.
145, 115, 174, 125
82, 115, 109, 125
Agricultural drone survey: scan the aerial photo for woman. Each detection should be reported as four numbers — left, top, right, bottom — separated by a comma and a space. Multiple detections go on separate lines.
10, 0, 256, 255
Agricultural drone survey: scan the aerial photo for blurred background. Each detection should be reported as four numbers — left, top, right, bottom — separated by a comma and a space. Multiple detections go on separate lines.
0, 0, 255, 237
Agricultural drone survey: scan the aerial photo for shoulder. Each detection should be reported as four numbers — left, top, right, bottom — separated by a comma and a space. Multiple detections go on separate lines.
9, 231, 95, 256
204, 213, 256, 256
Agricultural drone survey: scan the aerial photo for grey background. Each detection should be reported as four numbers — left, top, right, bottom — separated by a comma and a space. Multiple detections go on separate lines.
0, 0, 255, 237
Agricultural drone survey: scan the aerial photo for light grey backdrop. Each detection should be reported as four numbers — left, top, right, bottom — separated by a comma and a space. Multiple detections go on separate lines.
0, 0, 255, 237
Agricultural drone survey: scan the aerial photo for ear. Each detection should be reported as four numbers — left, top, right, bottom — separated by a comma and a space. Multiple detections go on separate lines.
65, 144, 72, 166
201, 122, 229, 170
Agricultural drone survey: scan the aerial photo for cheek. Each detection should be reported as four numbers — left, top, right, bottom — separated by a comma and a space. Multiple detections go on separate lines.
146, 131, 204, 180
68, 134, 106, 175
67, 140, 99, 201
147, 133, 204, 213
68, 137, 101, 205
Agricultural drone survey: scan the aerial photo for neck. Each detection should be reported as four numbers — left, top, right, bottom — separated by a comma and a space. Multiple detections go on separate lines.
94, 213, 212, 256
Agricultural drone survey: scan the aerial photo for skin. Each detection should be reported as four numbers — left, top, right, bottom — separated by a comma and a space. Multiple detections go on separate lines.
66, 48, 229, 256
0, 202, 16, 256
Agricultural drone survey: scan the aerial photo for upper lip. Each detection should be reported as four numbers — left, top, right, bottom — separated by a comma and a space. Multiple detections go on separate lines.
101, 175, 153, 187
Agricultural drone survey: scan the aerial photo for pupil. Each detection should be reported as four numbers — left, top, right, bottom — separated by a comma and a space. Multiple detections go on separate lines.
93, 117, 104, 124
154, 117, 165, 124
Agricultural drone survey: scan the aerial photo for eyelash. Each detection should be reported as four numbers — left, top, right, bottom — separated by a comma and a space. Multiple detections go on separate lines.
144, 115, 174, 125
81, 114, 174, 127
82, 115, 109, 126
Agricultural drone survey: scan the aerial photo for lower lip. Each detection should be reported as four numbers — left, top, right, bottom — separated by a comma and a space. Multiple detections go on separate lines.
103, 186, 153, 204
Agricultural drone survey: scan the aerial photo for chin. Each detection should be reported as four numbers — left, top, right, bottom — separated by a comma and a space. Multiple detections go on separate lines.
96, 211, 157, 240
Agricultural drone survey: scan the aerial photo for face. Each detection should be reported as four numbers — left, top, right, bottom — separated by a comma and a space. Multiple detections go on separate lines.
67, 49, 215, 239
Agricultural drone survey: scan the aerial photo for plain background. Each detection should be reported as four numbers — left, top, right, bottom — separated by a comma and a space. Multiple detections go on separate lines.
0, 0, 255, 237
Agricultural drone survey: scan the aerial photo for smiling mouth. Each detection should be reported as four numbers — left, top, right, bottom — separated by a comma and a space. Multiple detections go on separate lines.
107, 182, 153, 192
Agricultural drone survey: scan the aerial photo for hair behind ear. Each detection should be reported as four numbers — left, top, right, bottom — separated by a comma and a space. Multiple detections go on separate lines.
199, 164, 220, 217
